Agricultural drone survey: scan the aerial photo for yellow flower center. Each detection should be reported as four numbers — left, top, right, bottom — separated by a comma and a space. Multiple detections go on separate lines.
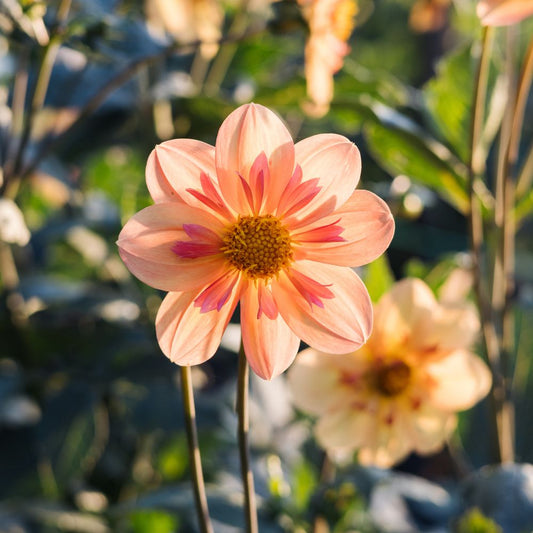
372, 360, 411, 397
332, 0, 358, 42
221, 215, 293, 279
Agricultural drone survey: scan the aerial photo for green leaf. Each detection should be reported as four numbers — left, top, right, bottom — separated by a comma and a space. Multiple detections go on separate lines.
515, 187, 533, 228
363, 254, 395, 302
424, 44, 474, 162
130, 510, 179, 533
364, 118, 469, 213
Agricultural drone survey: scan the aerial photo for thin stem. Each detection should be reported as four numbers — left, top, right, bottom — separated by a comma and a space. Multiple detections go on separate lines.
467, 26, 504, 463
180, 366, 214, 533
8, 0, 72, 183
237, 344, 258, 533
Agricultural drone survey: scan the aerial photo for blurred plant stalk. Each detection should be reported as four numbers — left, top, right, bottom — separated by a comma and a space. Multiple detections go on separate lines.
468, 23, 533, 463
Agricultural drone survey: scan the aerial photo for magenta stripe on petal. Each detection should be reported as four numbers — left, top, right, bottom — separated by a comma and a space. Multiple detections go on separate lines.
287, 268, 334, 309
194, 271, 239, 312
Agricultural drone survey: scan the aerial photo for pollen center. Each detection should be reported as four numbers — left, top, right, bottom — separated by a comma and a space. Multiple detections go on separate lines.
371, 361, 411, 397
221, 215, 293, 279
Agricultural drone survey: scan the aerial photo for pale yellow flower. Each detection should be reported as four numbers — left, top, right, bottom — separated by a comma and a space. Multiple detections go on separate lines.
145, 0, 224, 59
288, 278, 491, 468
298, 0, 357, 117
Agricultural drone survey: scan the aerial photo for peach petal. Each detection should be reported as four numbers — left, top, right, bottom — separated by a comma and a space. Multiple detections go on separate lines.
408, 405, 454, 454
146, 139, 216, 204
477, 0, 533, 25
292, 134, 361, 221
257, 281, 278, 319
273, 262, 372, 353
292, 190, 395, 266
194, 270, 241, 312
117, 203, 226, 291
240, 282, 300, 380
426, 350, 492, 411
215, 103, 295, 214
156, 287, 240, 366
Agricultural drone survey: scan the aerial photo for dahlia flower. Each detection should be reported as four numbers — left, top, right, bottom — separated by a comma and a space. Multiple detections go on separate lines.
288, 278, 491, 467
298, 0, 357, 117
117, 103, 394, 380
477, 0, 533, 25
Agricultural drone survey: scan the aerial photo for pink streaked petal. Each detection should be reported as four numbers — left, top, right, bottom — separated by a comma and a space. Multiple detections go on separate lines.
293, 190, 395, 267
240, 282, 300, 380
185, 172, 234, 220
249, 152, 268, 213
278, 177, 322, 219
238, 173, 255, 214
172, 223, 222, 258
257, 281, 278, 319
291, 218, 345, 243
272, 262, 373, 354
215, 103, 295, 214
156, 288, 239, 366
146, 139, 216, 204
286, 268, 334, 309
117, 203, 226, 291
292, 134, 361, 220
194, 270, 242, 313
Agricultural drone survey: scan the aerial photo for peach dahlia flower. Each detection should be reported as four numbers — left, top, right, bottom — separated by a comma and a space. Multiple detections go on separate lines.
117, 103, 394, 380
298, 0, 357, 117
477, 0, 533, 25
288, 278, 491, 467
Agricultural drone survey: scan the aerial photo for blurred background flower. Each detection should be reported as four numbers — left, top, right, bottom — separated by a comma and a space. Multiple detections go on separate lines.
288, 278, 492, 468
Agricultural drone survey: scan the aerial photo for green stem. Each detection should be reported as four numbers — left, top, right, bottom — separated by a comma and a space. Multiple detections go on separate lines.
467, 26, 505, 463
180, 366, 213, 533
237, 344, 258, 533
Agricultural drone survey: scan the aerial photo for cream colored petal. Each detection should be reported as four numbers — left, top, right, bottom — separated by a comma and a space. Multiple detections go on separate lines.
240, 281, 301, 380
215, 103, 295, 214
369, 278, 436, 357
155, 284, 240, 366
287, 348, 366, 415
146, 139, 216, 204
273, 262, 372, 354
426, 350, 492, 411
292, 190, 394, 267
315, 407, 374, 453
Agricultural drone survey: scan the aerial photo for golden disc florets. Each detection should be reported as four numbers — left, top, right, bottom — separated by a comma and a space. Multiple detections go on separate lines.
222, 215, 293, 279
372, 360, 411, 397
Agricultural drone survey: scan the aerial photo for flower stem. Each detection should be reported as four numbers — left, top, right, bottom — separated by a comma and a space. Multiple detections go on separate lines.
237, 344, 258, 533
467, 25, 506, 463
180, 366, 213, 533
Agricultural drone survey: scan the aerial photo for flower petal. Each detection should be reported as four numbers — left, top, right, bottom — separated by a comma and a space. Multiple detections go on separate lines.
117, 203, 226, 291
477, 0, 533, 26
290, 134, 361, 222
146, 139, 217, 204
287, 348, 366, 415
369, 278, 437, 357
292, 190, 395, 267
215, 103, 295, 214
273, 262, 372, 354
426, 350, 492, 411
240, 281, 300, 380
156, 286, 240, 366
